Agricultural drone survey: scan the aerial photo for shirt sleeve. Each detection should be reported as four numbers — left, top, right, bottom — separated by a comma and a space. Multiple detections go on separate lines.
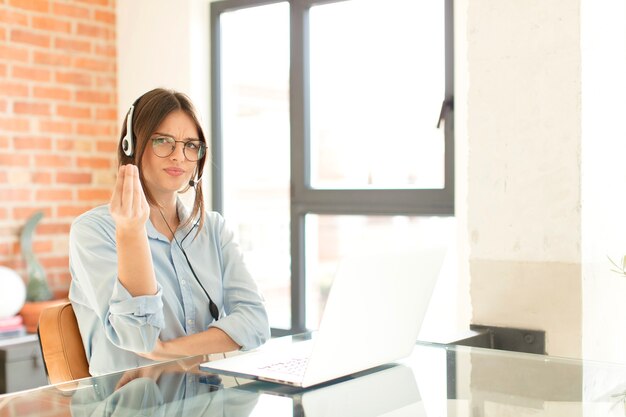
207, 214, 270, 350
69, 211, 165, 353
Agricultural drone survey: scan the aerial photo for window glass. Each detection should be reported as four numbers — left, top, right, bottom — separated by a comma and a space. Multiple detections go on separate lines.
220, 2, 291, 329
304, 214, 454, 329
309, 0, 445, 189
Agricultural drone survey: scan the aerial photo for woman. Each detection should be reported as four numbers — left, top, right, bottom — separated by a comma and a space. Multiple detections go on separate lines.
69, 88, 270, 375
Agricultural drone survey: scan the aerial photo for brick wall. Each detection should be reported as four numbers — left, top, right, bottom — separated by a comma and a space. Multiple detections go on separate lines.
0, 0, 117, 298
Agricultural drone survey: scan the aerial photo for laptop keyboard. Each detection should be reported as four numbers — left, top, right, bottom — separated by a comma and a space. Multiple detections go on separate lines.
258, 357, 309, 376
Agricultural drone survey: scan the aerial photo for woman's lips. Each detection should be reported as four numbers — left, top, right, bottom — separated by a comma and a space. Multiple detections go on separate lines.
164, 167, 185, 176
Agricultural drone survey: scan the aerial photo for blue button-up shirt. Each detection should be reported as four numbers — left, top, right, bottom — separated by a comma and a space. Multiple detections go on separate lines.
69, 201, 270, 376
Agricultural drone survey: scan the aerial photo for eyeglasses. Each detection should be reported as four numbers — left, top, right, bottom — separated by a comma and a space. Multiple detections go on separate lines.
151, 136, 206, 161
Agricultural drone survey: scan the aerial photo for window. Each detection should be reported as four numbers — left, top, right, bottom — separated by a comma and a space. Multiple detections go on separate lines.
211, 0, 454, 335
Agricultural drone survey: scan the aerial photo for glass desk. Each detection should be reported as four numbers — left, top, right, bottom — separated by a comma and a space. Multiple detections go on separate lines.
1, 334, 626, 416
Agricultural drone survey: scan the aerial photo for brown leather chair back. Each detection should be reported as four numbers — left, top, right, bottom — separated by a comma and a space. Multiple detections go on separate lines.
38, 301, 90, 384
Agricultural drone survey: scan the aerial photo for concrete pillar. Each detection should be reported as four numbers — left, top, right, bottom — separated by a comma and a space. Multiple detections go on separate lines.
460, 0, 582, 358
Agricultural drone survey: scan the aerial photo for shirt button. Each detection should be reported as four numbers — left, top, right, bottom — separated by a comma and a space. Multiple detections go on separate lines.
187, 319, 193, 325
181, 280, 186, 285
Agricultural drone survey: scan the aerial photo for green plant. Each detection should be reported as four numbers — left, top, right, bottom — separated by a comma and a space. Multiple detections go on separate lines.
20, 211, 52, 302
608, 255, 626, 277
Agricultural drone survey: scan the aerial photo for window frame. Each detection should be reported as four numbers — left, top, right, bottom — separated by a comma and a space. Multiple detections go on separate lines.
210, 0, 454, 335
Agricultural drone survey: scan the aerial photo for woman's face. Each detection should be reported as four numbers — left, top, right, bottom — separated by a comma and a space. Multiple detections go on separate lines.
141, 109, 199, 200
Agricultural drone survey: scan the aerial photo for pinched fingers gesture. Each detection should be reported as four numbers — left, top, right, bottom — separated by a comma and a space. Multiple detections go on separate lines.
110, 164, 150, 232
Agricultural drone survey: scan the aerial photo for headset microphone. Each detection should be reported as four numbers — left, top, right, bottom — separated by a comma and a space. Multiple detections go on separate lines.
189, 175, 202, 188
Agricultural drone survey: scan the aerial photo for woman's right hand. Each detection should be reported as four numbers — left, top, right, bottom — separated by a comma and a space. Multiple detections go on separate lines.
110, 164, 150, 233
110, 164, 157, 295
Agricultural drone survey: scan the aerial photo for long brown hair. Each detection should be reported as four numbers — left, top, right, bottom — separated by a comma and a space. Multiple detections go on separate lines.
117, 88, 206, 233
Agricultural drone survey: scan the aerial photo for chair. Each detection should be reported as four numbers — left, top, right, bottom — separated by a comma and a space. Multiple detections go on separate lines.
37, 301, 90, 384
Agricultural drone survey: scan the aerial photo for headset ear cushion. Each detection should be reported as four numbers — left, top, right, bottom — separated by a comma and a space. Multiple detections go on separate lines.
122, 134, 132, 156
122, 105, 135, 157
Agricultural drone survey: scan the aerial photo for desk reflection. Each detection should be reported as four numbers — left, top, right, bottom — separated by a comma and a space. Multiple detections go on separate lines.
6, 339, 626, 417
236, 364, 424, 417
70, 357, 259, 417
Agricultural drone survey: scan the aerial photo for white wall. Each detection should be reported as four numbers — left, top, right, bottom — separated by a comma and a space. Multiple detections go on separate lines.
581, 0, 626, 364
461, 0, 583, 358
116, 0, 210, 134
461, 0, 626, 361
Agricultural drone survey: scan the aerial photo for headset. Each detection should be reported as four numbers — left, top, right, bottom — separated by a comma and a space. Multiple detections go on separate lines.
121, 96, 142, 157
166, 209, 220, 323
121, 94, 219, 322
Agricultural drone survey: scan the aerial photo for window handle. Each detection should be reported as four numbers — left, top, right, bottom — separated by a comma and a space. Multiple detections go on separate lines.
437, 99, 453, 129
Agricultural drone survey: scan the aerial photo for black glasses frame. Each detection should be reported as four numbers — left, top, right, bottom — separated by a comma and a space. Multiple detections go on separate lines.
151, 136, 206, 161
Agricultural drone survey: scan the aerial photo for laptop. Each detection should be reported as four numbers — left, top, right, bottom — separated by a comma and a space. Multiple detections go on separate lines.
201, 247, 446, 388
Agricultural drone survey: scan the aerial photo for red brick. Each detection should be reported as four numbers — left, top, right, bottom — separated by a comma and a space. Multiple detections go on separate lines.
12, 66, 51, 82
72, 57, 113, 72
32, 171, 52, 184
76, 122, 111, 136
33, 51, 72, 67
37, 222, 71, 234
75, 90, 112, 104
94, 44, 116, 58
33, 86, 71, 100
0, 188, 32, 201
10, 29, 51, 48
94, 10, 115, 25
34, 240, 53, 253
14, 136, 52, 150
0, 9, 29, 26
76, 156, 110, 169
0, 0, 116, 302
0, 242, 10, 256
0, 153, 31, 166
51, 2, 89, 19
0, 117, 29, 132
55, 71, 91, 86
76, 0, 108, 6
39, 120, 73, 134
77, 23, 112, 39
96, 139, 117, 152
12, 206, 53, 220
54, 37, 91, 53
0, 82, 29, 97
57, 205, 92, 217
7, 170, 39, 186
95, 75, 116, 89
78, 188, 110, 201
13, 101, 51, 116
31, 16, 72, 33
56, 171, 91, 184
34, 154, 70, 167
4, 258, 25, 271
40, 256, 69, 269
56, 138, 92, 151
52, 287, 71, 301
0, 44, 29, 62
8, 0, 50, 13
56, 104, 91, 119
95, 107, 117, 120
35, 188, 73, 201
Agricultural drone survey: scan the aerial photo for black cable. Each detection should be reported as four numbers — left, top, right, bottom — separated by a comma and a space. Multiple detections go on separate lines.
159, 209, 220, 322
